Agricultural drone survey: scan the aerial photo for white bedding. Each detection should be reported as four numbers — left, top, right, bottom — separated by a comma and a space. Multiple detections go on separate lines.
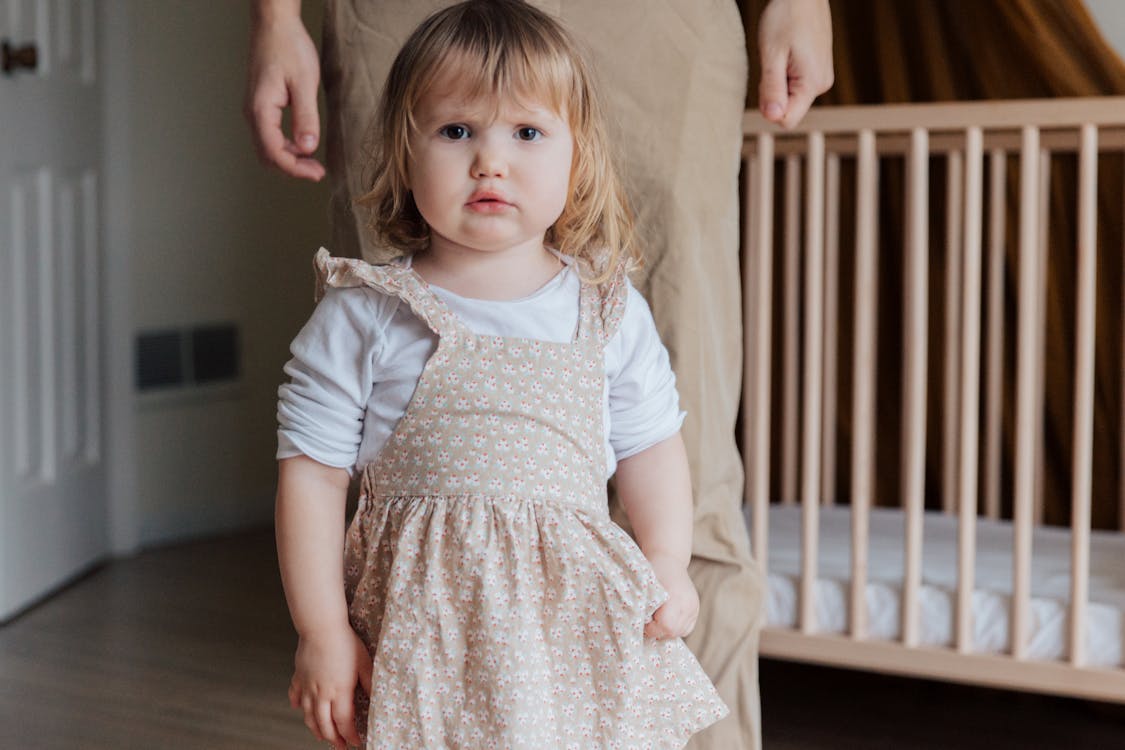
744, 504, 1125, 668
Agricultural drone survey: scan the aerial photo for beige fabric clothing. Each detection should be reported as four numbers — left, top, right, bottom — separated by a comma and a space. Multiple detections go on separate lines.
317, 250, 728, 748
321, 3, 762, 748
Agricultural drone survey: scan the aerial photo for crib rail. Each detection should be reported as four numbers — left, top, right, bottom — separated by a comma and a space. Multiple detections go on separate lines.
741, 97, 1125, 701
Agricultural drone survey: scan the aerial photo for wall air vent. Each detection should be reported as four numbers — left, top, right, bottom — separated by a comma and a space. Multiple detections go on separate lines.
135, 323, 239, 392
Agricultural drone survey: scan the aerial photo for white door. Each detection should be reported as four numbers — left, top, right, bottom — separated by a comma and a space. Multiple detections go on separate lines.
0, 0, 108, 622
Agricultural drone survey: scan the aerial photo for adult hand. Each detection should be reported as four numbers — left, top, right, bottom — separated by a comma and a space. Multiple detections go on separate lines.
757, 0, 834, 130
244, 2, 326, 181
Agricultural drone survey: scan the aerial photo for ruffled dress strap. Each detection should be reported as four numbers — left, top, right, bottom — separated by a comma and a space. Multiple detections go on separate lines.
573, 256, 630, 348
313, 247, 471, 339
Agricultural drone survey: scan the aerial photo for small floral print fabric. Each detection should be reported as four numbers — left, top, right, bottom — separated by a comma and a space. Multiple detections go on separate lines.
315, 249, 729, 749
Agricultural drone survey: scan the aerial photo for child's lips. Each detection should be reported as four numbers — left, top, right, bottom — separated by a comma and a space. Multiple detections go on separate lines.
467, 201, 513, 214
466, 192, 514, 213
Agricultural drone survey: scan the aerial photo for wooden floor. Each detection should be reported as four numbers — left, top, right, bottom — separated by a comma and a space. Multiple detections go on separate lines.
0, 529, 314, 749
1, 529, 1123, 749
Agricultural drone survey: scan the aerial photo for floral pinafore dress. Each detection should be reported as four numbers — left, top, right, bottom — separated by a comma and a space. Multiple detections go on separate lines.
314, 250, 728, 749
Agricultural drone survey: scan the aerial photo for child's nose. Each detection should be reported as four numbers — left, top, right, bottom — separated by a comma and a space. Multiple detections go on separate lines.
471, 142, 508, 179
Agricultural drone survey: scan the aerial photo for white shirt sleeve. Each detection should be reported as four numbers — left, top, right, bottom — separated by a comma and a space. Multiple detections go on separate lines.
276, 287, 383, 470
606, 282, 686, 461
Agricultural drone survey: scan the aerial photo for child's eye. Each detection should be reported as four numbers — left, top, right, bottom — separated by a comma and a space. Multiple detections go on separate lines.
516, 127, 542, 142
438, 124, 470, 140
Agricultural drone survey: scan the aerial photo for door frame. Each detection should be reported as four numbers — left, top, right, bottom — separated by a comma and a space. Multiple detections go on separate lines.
102, 0, 138, 556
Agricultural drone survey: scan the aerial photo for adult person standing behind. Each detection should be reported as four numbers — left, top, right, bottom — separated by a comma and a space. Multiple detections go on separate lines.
246, 2, 832, 748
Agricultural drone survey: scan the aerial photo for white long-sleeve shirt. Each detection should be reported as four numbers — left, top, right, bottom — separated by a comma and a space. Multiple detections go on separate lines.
277, 259, 684, 477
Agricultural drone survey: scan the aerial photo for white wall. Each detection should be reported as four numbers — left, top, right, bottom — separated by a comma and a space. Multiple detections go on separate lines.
1084, 0, 1125, 61
106, 1, 330, 549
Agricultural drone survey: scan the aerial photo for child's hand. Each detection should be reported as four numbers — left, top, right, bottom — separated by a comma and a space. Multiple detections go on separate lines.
288, 624, 373, 749
643, 553, 700, 640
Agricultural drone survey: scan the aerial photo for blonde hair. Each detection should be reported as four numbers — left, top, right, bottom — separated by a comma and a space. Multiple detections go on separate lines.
354, 0, 639, 281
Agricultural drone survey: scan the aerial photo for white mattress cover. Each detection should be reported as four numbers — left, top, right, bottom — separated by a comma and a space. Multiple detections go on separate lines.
744, 504, 1125, 668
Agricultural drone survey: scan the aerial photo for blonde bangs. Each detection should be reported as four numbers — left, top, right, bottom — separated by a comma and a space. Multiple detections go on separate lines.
355, 0, 639, 280
420, 33, 577, 122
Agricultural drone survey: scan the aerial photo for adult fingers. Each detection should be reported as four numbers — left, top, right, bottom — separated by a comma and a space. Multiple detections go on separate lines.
780, 81, 817, 130
244, 62, 284, 161
247, 76, 325, 181
289, 74, 321, 156
758, 47, 790, 125
779, 54, 834, 129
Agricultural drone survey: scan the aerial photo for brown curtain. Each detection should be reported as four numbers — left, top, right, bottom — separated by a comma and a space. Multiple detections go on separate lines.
738, 0, 1124, 529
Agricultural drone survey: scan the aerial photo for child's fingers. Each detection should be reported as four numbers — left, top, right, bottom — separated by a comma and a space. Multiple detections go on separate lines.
353, 634, 374, 696
644, 608, 676, 640
646, 603, 697, 640
299, 694, 325, 742
315, 699, 345, 749
333, 694, 363, 748
288, 679, 300, 709
359, 658, 373, 696
682, 611, 699, 637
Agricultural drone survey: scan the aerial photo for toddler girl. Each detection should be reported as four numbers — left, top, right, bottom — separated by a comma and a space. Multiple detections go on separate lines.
275, 1, 727, 747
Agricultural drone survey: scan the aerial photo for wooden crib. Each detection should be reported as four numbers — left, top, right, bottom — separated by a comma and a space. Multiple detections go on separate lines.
739, 97, 1125, 703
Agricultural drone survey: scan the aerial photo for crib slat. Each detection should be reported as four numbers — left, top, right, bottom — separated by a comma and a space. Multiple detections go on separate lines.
850, 130, 878, 640
1012, 125, 1041, 661
902, 128, 929, 649
942, 151, 964, 516
1121, 151, 1125, 534
745, 135, 775, 575
1034, 150, 1052, 527
984, 150, 1007, 521
742, 154, 758, 529
956, 127, 984, 654
1069, 124, 1098, 667
800, 132, 826, 635
782, 156, 802, 507
821, 154, 841, 509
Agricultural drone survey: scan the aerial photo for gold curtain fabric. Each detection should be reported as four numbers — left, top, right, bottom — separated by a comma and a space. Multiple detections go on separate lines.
738, 0, 1124, 528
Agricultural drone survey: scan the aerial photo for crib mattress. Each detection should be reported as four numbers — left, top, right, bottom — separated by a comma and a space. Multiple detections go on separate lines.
744, 504, 1125, 668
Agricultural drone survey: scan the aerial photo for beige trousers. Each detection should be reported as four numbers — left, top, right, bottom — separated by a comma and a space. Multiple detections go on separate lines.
322, 3, 762, 748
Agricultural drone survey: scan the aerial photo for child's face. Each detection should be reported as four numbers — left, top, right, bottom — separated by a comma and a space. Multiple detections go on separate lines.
407, 82, 573, 260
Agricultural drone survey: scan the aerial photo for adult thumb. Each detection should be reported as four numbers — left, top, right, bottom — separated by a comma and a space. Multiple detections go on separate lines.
290, 77, 321, 153
758, 47, 790, 124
